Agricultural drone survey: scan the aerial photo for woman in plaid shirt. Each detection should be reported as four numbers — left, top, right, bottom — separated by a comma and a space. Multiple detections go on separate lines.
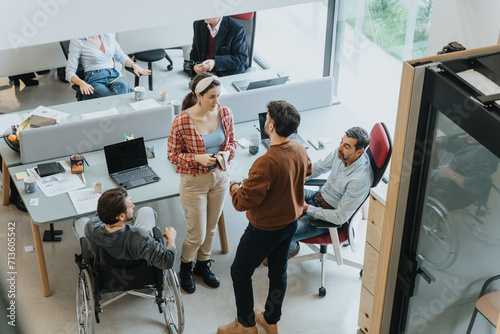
168, 73, 236, 294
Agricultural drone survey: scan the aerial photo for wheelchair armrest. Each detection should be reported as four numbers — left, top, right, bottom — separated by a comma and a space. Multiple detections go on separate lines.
152, 226, 165, 246
310, 219, 341, 229
305, 179, 326, 187
79, 237, 92, 264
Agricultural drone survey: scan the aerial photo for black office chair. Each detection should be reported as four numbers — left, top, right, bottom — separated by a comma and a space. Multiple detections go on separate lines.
59, 40, 138, 101
131, 49, 173, 91
231, 12, 257, 70
289, 122, 392, 297
75, 226, 184, 333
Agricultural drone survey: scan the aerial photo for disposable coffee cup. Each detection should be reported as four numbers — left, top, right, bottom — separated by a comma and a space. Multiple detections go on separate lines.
159, 91, 168, 101
92, 182, 103, 193
171, 100, 182, 115
249, 134, 260, 155
134, 86, 146, 101
24, 176, 37, 194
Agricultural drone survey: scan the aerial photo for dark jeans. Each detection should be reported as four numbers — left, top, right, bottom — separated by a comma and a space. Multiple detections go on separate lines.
231, 220, 297, 327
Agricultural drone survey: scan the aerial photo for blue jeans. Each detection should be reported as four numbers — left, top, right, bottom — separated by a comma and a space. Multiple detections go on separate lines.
83, 68, 129, 100
231, 220, 297, 327
289, 189, 329, 252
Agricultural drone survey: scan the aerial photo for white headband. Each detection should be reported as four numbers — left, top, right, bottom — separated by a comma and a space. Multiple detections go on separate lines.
195, 76, 218, 94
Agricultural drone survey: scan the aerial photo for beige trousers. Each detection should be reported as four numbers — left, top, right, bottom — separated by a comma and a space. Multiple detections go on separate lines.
179, 169, 229, 263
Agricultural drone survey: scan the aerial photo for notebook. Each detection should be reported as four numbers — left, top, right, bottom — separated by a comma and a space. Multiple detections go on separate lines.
258, 112, 309, 149
103, 137, 160, 189
232, 76, 289, 92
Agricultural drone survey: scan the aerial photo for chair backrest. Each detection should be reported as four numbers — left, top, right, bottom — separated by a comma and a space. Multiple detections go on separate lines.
96, 247, 160, 293
366, 122, 392, 187
231, 12, 256, 69
59, 40, 85, 80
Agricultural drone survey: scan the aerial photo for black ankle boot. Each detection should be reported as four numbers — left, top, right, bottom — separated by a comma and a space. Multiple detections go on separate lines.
193, 259, 220, 288
179, 261, 195, 294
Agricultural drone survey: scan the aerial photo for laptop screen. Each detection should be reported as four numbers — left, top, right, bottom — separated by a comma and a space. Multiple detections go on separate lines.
104, 137, 148, 174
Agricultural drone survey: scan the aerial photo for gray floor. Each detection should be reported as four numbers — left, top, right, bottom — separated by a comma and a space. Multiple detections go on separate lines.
0, 50, 368, 333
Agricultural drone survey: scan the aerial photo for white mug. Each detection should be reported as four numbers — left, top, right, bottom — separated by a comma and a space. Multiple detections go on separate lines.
24, 176, 37, 193
134, 86, 146, 101
92, 182, 103, 193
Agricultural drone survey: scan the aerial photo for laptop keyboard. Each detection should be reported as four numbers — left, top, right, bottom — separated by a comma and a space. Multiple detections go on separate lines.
113, 168, 155, 184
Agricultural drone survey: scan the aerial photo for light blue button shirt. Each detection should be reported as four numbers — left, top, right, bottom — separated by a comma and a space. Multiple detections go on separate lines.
307, 149, 374, 225
65, 34, 130, 82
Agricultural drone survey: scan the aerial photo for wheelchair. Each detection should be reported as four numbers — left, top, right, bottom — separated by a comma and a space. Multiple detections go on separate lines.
74, 226, 184, 334
418, 183, 500, 270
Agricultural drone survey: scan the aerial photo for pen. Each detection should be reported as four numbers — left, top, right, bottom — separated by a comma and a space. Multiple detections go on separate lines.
254, 124, 260, 132
82, 156, 89, 166
81, 173, 86, 184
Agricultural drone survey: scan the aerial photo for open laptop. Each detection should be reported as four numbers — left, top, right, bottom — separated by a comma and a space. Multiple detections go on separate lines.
258, 112, 309, 149
233, 75, 289, 92
104, 137, 160, 189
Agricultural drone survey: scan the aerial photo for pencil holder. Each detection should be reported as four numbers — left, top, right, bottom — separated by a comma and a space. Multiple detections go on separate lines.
70, 154, 84, 174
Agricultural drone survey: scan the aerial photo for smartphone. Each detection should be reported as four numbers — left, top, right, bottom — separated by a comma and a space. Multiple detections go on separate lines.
308, 138, 325, 150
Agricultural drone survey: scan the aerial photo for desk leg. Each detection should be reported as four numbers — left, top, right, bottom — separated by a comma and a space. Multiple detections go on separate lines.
31, 218, 51, 297
2, 160, 10, 205
218, 211, 229, 254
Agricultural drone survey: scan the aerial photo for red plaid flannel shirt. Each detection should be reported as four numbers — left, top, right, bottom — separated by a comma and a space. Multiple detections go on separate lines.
167, 103, 237, 174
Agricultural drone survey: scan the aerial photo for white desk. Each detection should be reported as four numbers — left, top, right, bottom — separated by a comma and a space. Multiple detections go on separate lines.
1, 91, 163, 205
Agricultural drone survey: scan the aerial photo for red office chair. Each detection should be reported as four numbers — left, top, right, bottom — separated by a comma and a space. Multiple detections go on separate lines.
289, 122, 392, 297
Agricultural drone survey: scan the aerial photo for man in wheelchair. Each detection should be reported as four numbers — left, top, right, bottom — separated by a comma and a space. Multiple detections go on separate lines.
429, 134, 497, 211
73, 187, 177, 269
286, 127, 373, 260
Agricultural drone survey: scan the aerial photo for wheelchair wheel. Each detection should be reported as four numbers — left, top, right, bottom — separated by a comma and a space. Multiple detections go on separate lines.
76, 269, 96, 334
161, 269, 184, 334
418, 197, 458, 270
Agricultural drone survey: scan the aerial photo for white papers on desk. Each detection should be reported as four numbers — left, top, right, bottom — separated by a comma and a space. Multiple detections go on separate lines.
68, 188, 101, 214
0, 114, 23, 133
81, 107, 119, 120
457, 69, 500, 106
130, 98, 161, 111
28, 106, 70, 123
36, 172, 85, 198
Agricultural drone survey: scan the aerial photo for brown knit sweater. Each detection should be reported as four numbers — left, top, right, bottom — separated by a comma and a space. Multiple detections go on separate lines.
232, 140, 312, 231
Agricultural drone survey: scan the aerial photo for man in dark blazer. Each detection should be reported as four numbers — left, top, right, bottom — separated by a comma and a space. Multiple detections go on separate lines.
189, 16, 248, 77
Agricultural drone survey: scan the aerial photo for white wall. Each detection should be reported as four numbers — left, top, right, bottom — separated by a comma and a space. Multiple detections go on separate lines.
427, 0, 500, 56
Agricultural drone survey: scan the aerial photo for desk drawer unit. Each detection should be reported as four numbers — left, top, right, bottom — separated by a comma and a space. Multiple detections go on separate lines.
358, 195, 386, 334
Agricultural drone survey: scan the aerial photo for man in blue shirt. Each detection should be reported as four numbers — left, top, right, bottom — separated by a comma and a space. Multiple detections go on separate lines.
286, 127, 374, 259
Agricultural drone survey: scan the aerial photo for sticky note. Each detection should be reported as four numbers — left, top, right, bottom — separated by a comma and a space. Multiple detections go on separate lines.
15, 171, 28, 181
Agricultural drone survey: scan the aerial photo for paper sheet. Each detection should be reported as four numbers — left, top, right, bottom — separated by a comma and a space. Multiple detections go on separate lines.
0, 114, 23, 134
130, 99, 161, 111
81, 107, 119, 120
36, 172, 85, 198
68, 188, 101, 214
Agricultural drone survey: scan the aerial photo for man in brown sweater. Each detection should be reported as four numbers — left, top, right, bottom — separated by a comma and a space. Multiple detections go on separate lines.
218, 101, 312, 334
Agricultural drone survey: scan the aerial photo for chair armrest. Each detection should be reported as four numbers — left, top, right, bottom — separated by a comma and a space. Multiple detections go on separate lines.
125, 66, 140, 77
305, 179, 326, 187
310, 219, 341, 229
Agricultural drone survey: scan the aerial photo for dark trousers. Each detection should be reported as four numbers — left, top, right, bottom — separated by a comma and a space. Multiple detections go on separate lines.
230, 220, 297, 327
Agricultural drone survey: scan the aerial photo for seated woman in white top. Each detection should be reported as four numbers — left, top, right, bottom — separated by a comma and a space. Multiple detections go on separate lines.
65, 34, 151, 100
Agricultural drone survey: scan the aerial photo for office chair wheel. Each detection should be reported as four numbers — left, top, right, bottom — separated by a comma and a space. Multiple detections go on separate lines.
161, 269, 184, 334
167, 64, 173, 71
76, 269, 96, 334
319, 287, 326, 297
418, 197, 458, 270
